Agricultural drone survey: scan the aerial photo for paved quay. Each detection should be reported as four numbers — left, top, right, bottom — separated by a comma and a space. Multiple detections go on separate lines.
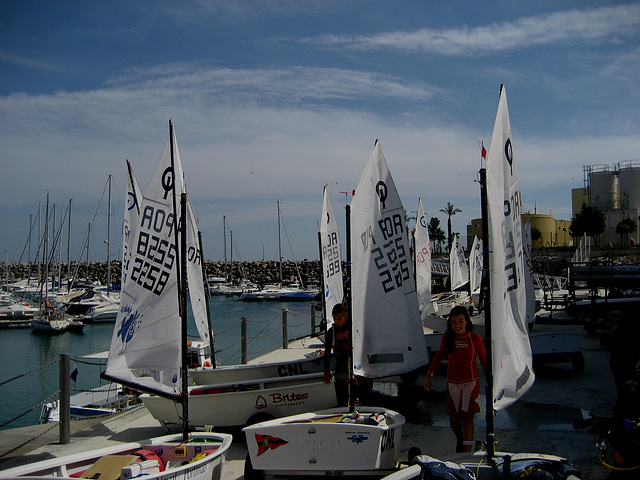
0, 330, 621, 479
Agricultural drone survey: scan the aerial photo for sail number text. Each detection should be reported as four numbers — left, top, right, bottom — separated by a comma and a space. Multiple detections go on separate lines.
362, 213, 410, 294
130, 206, 176, 295
323, 231, 341, 279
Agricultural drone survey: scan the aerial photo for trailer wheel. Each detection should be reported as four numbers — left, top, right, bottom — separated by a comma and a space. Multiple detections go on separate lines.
571, 352, 585, 373
244, 452, 265, 480
246, 412, 275, 427
400, 369, 419, 386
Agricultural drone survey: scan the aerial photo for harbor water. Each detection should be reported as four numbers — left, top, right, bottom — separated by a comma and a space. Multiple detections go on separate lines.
0, 296, 319, 430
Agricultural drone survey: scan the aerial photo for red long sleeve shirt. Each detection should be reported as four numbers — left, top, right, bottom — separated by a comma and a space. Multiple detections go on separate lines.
427, 331, 487, 384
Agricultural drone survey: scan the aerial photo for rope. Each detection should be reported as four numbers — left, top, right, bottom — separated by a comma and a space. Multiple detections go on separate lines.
0, 357, 59, 387
0, 390, 60, 430
213, 319, 243, 335
248, 325, 281, 341
599, 449, 640, 471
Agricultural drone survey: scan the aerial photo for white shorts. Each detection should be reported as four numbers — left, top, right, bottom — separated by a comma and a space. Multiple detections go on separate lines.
447, 381, 479, 413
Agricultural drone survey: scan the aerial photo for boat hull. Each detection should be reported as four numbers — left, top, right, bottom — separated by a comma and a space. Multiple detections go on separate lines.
190, 352, 328, 385
142, 373, 336, 428
30, 318, 69, 333
0, 432, 233, 480
243, 407, 404, 474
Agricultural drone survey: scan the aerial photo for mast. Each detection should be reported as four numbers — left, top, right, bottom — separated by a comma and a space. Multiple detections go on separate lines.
223, 215, 228, 283
67, 200, 72, 292
317, 229, 326, 332
277, 201, 282, 286
345, 203, 354, 410
167, 120, 189, 441
106, 175, 112, 295
480, 155, 495, 462
198, 229, 216, 367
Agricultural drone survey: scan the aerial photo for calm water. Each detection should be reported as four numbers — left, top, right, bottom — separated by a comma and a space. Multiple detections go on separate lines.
0, 296, 318, 430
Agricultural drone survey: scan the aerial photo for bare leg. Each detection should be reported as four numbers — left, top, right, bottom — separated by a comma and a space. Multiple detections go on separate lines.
449, 411, 463, 452
460, 411, 475, 452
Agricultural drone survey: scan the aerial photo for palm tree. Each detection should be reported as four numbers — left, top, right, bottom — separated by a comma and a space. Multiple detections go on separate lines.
440, 202, 462, 252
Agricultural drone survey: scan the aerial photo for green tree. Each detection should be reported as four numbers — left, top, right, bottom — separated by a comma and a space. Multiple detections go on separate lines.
428, 217, 446, 254
615, 217, 637, 246
569, 203, 606, 248
439, 202, 462, 252
531, 226, 542, 244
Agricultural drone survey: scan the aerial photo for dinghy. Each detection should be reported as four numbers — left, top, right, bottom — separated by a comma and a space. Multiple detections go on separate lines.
243, 141, 429, 477
0, 432, 232, 480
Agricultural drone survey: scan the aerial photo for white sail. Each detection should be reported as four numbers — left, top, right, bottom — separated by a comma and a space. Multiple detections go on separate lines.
105, 126, 184, 397
121, 160, 142, 287
486, 85, 535, 410
449, 233, 469, 291
414, 198, 432, 321
522, 218, 536, 326
185, 197, 213, 346
469, 235, 483, 295
349, 141, 428, 378
320, 186, 343, 329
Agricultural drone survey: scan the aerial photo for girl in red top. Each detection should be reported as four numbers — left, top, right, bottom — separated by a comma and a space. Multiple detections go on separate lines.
423, 305, 487, 452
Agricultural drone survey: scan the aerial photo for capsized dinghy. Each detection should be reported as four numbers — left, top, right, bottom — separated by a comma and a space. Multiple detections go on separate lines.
0, 432, 232, 480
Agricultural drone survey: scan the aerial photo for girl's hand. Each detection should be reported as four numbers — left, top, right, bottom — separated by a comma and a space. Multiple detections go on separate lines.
423, 375, 433, 391
323, 371, 332, 384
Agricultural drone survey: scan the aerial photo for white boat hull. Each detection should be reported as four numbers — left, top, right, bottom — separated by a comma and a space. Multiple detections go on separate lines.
190, 352, 328, 385
243, 406, 404, 474
0, 432, 232, 480
142, 373, 336, 428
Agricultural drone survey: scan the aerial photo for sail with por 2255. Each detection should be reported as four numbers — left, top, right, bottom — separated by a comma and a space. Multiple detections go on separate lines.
104, 123, 206, 399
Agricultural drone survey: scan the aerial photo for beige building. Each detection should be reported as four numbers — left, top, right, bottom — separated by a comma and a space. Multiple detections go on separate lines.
466, 212, 571, 250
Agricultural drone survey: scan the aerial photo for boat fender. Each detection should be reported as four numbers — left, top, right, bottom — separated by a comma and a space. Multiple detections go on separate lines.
133, 449, 165, 471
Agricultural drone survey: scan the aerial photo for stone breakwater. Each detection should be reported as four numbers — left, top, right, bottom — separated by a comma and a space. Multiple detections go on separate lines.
2, 260, 323, 288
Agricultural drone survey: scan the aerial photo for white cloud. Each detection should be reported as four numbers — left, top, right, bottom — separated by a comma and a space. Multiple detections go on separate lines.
303, 4, 640, 56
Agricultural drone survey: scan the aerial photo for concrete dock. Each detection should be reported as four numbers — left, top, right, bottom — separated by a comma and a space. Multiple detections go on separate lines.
0, 330, 622, 479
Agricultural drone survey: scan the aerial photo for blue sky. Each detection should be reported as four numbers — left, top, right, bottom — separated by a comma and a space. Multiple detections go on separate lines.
1, 0, 639, 265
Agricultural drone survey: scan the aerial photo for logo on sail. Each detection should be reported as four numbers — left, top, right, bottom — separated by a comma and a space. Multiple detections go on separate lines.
117, 304, 142, 352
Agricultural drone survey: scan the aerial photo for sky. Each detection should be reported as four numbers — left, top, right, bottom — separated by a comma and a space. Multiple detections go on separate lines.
1, 0, 639, 266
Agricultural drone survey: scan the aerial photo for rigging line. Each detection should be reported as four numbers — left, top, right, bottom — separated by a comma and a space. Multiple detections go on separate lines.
279, 208, 305, 287
70, 176, 110, 282
16, 210, 40, 264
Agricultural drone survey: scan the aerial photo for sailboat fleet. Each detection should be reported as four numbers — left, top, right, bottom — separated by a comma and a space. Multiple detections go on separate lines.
3, 84, 583, 479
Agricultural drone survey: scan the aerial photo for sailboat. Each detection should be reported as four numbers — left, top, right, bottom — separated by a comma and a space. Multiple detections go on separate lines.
380, 86, 581, 479
99, 120, 232, 476
242, 141, 429, 477
124, 131, 334, 429
469, 234, 483, 308
415, 197, 432, 322
319, 184, 344, 329
240, 201, 315, 301
425, 234, 472, 318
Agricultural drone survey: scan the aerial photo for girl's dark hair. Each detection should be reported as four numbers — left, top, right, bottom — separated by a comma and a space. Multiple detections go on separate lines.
445, 305, 473, 353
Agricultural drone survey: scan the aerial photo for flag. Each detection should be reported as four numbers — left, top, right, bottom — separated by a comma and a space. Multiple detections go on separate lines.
481, 143, 487, 159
